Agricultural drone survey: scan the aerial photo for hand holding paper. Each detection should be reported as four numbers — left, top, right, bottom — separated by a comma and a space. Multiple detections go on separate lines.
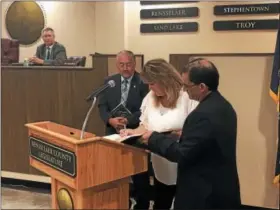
140, 130, 153, 145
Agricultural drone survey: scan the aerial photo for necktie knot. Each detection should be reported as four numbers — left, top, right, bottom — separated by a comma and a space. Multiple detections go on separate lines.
123, 79, 128, 87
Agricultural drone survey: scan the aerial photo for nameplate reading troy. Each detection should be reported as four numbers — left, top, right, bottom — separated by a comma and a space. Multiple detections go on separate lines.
29, 137, 76, 177
141, 7, 198, 19
141, 22, 198, 33
213, 19, 279, 31
140, 1, 198, 5
214, 3, 280, 15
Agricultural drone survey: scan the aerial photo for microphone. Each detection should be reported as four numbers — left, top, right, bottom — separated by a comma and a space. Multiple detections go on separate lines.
81, 80, 115, 139
86, 80, 115, 101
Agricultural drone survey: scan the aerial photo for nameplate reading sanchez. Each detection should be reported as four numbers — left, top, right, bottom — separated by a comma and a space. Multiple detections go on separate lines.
214, 3, 280, 15
141, 7, 198, 19
141, 22, 198, 33
213, 19, 279, 31
140, 1, 198, 5
29, 137, 76, 177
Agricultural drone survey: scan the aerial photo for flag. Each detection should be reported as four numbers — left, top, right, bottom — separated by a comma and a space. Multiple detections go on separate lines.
270, 26, 280, 187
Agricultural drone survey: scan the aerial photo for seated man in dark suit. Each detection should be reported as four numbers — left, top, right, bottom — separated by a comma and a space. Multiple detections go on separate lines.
98, 50, 150, 209
141, 58, 241, 209
29, 27, 67, 65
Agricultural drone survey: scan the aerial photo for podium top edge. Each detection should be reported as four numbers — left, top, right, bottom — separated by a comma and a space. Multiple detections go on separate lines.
25, 121, 101, 145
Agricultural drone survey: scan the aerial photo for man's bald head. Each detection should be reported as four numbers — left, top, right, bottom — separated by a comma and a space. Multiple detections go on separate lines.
183, 58, 219, 91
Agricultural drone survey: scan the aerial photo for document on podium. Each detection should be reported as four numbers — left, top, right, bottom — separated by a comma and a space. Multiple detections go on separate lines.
103, 133, 146, 148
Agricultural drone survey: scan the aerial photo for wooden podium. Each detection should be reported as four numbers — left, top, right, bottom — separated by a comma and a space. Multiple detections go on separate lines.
25, 121, 148, 209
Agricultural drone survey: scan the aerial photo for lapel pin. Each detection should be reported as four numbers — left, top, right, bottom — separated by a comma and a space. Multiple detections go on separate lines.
133, 85, 136, 88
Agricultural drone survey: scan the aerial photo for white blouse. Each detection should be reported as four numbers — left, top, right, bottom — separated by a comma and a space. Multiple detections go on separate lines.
140, 90, 198, 185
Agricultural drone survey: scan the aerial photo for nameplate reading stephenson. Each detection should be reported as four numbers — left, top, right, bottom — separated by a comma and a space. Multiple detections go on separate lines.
141, 22, 198, 33
29, 137, 76, 177
141, 7, 198, 19
213, 19, 279, 31
140, 1, 197, 5
214, 3, 279, 15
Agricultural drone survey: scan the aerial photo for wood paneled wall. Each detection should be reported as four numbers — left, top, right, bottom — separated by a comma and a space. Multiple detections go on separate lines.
1, 66, 106, 175
2, 54, 144, 177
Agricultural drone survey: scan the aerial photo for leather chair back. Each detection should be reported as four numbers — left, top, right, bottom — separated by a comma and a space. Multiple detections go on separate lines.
64, 56, 86, 67
1, 38, 19, 65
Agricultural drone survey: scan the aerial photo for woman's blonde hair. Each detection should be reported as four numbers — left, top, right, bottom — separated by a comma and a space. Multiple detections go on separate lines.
140, 59, 183, 108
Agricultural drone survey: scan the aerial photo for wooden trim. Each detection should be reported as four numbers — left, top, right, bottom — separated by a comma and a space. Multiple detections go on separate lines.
1, 171, 51, 183
141, 54, 144, 68
89, 53, 144, 57
89, 53, 144, 67
241, 205, 278, 210
1, 66, 93, 71
2, 177, 51, 191
170, 53, 274, 58
90, 53, 145, 74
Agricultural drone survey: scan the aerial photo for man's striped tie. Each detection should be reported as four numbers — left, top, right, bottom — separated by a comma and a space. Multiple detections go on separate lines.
121, 79, 129, 105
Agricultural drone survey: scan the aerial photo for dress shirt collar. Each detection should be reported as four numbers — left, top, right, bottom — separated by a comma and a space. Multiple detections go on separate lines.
46, 44, 54, 50
121, 73, 134, 84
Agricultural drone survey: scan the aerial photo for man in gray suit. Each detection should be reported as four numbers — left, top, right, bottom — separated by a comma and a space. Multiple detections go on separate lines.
29, 27, 67, 65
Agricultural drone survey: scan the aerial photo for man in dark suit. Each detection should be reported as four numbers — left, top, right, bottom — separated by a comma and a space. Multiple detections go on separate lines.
29, 27, 67, 66
98, 50, 150, 209
141, 58, 241, 209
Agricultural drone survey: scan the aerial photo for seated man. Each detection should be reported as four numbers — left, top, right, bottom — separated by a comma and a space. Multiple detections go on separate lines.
29, 27, 67, 65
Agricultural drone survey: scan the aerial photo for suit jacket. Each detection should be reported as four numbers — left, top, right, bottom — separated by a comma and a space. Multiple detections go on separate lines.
98, 72, 149, 135
35, 42, 67, 66
148, 91, 241, 209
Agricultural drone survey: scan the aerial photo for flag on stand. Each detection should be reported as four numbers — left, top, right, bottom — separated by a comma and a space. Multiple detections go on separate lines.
270, 26, 280, 187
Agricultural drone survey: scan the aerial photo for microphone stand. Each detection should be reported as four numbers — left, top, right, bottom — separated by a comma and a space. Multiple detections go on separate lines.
80, 97, 97, 140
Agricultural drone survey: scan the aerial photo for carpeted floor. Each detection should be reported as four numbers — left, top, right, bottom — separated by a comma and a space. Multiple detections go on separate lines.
1, 186, 51, 209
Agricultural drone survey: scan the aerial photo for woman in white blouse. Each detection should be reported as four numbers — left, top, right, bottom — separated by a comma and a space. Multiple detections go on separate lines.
121, 59, 198, 210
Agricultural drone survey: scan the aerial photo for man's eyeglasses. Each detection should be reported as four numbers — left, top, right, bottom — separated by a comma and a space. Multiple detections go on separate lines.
183, 83, 197, 90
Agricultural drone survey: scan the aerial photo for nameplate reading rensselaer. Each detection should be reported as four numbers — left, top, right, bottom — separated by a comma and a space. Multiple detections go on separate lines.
29, 137, 76, 177
140, 7, 199, 19
140, 1, 198, 5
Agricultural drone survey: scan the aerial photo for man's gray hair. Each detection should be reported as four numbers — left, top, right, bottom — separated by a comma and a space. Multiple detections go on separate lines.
116, 50, 135, 62
42, 27, 55, 34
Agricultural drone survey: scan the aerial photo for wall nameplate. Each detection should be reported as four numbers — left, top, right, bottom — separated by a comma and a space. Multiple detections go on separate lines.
140, 1, 198, 5
213, 19, 279, 31
141, 22, 198, 33
214, 3, 280, 15
141, 7, 199, 19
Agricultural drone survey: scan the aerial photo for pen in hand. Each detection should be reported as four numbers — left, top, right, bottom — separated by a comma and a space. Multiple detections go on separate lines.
119, 124, 131, 137
123, 124, 127, 136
